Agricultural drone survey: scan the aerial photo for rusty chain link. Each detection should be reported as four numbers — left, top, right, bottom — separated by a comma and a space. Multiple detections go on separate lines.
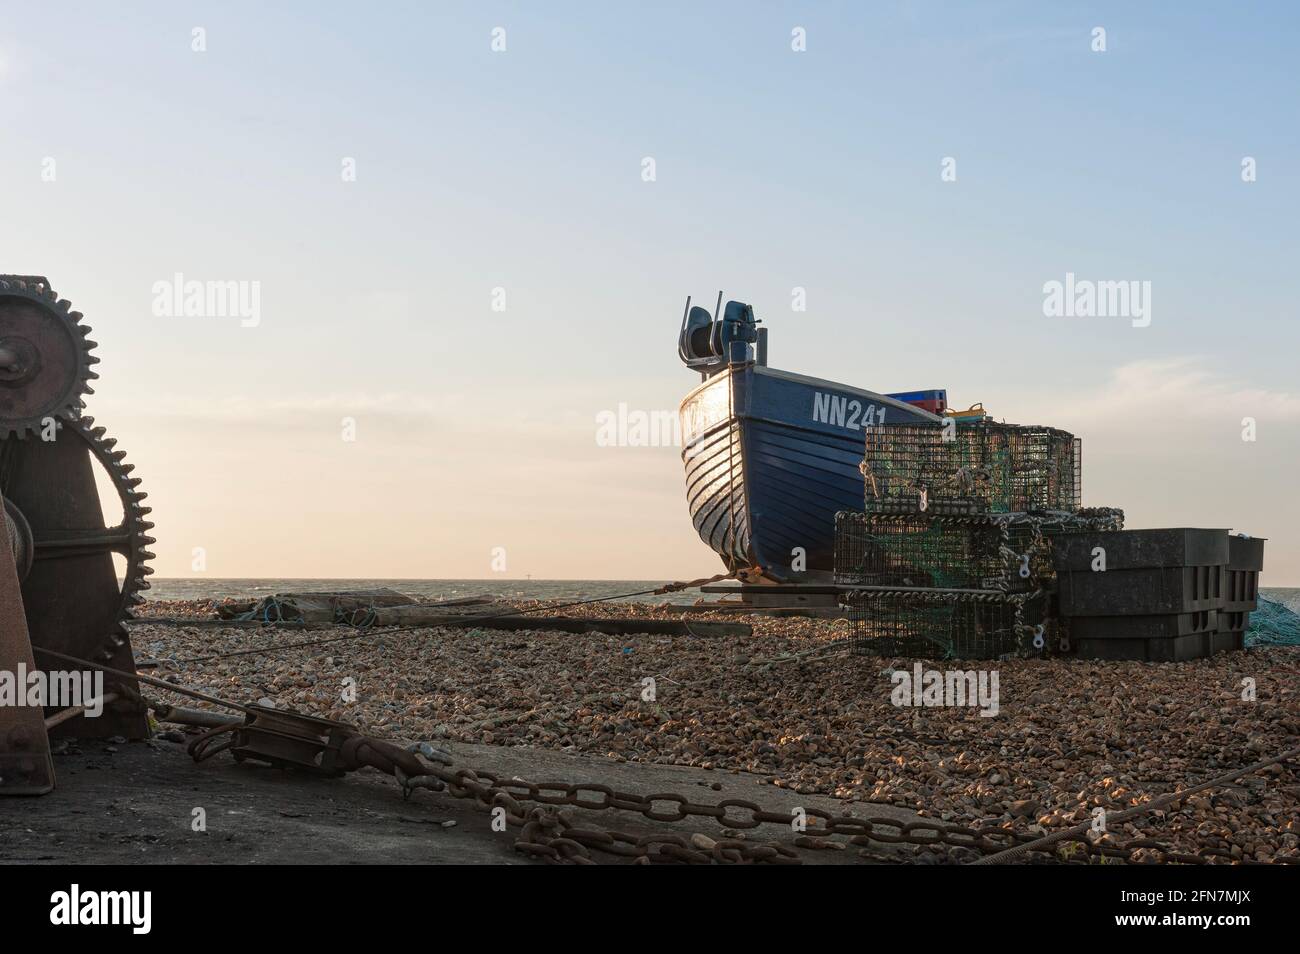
386, 748, 1291, 866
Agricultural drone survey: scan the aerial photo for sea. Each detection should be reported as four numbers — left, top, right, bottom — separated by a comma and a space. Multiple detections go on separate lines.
144, 579, 1300, 614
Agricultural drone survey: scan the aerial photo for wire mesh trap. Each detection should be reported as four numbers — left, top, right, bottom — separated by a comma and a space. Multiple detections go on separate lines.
838, 589, 1049, 660
834, 508, 1125, 592
860, 422, 1082, 514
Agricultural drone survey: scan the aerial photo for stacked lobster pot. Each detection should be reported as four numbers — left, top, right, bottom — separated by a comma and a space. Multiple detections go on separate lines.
1050, 529, 1250, 661
835, 421, 1122, 659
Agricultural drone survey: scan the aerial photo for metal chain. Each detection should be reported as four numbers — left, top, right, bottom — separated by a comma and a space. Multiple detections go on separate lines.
388, 751, 1294, 866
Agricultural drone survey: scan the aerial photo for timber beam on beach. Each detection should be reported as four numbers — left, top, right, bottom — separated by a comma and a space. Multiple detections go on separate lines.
134, 613, 751, 638
421, 614, 751, 638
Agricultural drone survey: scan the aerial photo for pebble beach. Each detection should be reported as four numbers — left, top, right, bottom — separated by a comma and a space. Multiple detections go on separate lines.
131, 597, 1300, 863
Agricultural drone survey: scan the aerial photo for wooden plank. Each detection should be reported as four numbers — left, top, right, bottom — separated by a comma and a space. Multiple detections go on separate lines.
395, 613, 751, 638
132, 612, 752, 638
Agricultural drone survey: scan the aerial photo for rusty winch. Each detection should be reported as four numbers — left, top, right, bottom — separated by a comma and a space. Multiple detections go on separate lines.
0, 274, 154, 794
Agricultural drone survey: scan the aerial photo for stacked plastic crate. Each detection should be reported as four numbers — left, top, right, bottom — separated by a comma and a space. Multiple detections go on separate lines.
1050, 529, 1239, 661
835, 421, 1122, 659
1221, 534, 1265, 649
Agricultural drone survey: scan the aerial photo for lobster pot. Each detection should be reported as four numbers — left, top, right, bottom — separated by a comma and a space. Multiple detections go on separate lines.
861, 422, 1082, 514
840, 589, 1048, 660
833, 508, 1124, 593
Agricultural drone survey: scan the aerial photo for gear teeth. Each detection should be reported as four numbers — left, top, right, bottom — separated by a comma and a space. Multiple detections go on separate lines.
36, 416, 158, 654
0, 281, 96, 436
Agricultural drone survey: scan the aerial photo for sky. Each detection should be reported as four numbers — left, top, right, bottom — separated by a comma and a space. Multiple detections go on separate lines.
1, 2, 1297, 583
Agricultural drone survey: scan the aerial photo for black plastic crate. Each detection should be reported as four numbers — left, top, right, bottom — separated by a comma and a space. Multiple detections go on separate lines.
1227, 534, 1265, 571
1074, 631, 1215, 662
1066, 609, 1218, 640
839, 588, 1048, 660
1219, 609, 1250, 632
1215, 605, 1249, 654
1210, 630, 1245, 654
1051, 528, 1228, 571
1224, 570, 1259, 612
1071, 591, 1246, 659
1058, 564, 1225, 616
1052, 528, 1227, 616
1225, 534, 1264, 614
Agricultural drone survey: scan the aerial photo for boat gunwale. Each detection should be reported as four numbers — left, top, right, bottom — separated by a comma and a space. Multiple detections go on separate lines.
677, 364, 946, 424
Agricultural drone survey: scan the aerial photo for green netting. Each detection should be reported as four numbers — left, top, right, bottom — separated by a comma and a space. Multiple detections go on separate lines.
1246, 597, 1300, 646
841, 590, 1049, 660
861, 422, 1081, 513
834, 508, 1124, 593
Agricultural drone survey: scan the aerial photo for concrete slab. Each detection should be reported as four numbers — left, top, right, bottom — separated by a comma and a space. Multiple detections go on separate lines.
0, 738, 921, 864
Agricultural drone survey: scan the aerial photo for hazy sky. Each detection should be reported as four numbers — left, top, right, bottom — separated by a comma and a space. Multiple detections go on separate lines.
3, 2, 1297, 583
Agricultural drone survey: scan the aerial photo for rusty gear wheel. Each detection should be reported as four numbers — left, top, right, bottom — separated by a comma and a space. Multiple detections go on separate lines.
1, 416, 155, 661
0, 275, 98, 439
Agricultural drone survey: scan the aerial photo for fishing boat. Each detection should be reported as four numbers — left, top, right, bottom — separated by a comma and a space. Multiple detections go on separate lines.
677, 295, 943, 582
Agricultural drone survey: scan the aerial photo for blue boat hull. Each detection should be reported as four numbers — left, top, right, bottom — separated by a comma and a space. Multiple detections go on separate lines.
680, 365, 941, 581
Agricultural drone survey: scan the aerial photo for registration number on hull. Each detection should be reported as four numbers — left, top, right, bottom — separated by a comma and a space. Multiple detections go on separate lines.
812, 391, 887, 431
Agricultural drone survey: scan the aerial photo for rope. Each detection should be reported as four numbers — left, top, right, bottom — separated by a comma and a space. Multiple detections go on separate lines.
33, 646, 254, 715
858, 460, 879, 498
